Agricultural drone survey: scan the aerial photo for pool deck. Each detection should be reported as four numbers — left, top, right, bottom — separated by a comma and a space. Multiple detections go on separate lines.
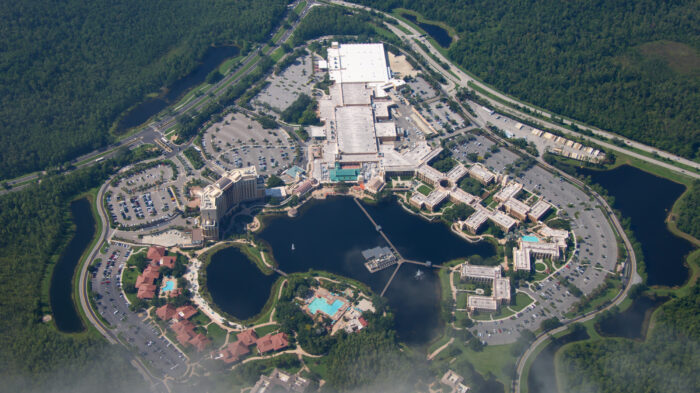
302, 287, 349, 321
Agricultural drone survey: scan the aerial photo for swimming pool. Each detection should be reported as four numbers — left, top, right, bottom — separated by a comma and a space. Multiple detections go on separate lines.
522, 235, 539, 242
309, 297, 345, 317
162, 280, 175, 292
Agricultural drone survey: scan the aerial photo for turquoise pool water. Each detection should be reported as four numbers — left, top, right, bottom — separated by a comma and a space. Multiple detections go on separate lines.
163, 280, 175, 292
522, 235, 539, 242
309, 298, 344, 316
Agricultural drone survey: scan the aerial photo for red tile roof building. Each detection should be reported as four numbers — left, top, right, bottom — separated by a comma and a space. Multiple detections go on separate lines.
256, 332, 289, 354
137, 284, 157, 299
237, 329, 258, 346
159, 256, 176, 269
147, 245, 166, 262
190, 333, 211, 351
218, 340, 250, 363
175, 305, 197, 321
156, 304, 177, 321
135, 264, 161, 299
171, 320, 210, 351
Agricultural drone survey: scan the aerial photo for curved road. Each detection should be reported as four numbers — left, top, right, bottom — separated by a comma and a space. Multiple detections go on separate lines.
327, 3, 643, 392
331, 0, 699, 180
1, 0, 315, 195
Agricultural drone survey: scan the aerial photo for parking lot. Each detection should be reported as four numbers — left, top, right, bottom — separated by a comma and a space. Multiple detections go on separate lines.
90, 242, 187, 377
203, 112, 297, 177
106, 164, 183, 229
252, 54, 314, 113
422, 100, 468, 133
404, 76, 439, 100
472, 161, 618, 344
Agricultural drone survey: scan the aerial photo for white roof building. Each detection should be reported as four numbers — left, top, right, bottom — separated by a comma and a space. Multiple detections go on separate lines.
327, 43, 390, 84
494, 181, 523, 203
528, 200, 551, 222
461, 263, 501, 281
512, 246, 531, 272
468, 164, 495, 185
468, 295, 498, 312
464, 209, 489, 233
504, 198, 530, 220
489, 211, 517, 232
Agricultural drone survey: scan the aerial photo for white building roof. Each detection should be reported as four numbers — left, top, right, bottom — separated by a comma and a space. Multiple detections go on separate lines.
513, 247, 531, 272
465, 209, 489, 231
374, 122, 397, 139
461, 263, 500, 281
468, 164, 495, 183
494, 181, 523, 202
335, 106, 377, 154
494, 277, 511, 302
504, 198, 530, 218
529, 200, 551, 221
327, 43, 390, 84
489, 211, 517, 232
468, 295, 498, 311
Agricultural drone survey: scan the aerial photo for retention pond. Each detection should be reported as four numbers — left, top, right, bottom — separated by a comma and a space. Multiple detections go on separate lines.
50, 198, 95, 332
402, 13, 453, 48
578, 165, 692, 287
116, 45, 238, 132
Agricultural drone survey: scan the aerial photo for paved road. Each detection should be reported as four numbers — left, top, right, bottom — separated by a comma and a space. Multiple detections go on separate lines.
1, 0, 315, 195
331, 0, 699, 181
72, 0, 316, 387
78, 181, 175, 392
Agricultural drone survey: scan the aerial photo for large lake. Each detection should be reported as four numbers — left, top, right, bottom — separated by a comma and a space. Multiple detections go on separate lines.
578, 165, 692, 287
51, 198, 95, 332
207, 197, 497, 344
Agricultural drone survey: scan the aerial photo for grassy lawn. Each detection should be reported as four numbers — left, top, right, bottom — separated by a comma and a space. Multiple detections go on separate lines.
192, 311, 212, 327
426, 330, 451, 354
305, 355, 330, 378
219, 55, 243, 74
417, 184, 433, 195
206, 323, 228, 349
270, 47, 285, 62
456, 292, 467, 308
122, 267, 139, 305
438, 268, 452, 304
432, 340, 517, 388
510, 292, 534, 312
293, 0, 306, 15
254, 324, 280, 337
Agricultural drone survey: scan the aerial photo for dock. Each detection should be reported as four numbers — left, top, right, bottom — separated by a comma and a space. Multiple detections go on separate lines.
353, 198, 443, 297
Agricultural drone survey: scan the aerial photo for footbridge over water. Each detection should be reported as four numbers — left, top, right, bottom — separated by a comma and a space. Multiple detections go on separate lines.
353, 198, 444, 296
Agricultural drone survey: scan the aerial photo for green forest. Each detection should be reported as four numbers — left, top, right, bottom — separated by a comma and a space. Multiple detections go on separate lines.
350, 0, 700, 160
675, 180, 700, 240
0, 149, 153, 391
0, 0, 288, 180
291, 6, 376, 46
558, 286, 700, 393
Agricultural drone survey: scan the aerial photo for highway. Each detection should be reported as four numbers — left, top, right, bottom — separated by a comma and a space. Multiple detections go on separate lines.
331, 0, 699, 181
72, 0, 315, 387
325, 2, 644, 391
1, 0, 315, 195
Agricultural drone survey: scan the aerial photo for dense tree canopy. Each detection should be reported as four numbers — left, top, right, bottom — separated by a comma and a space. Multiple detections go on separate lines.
0, 152, 148, 391
291, 6, 375, 46
350, 0, 700, 160
675, 180, 700, 240
559, 286, 700, 392
0, 0, 288, 180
